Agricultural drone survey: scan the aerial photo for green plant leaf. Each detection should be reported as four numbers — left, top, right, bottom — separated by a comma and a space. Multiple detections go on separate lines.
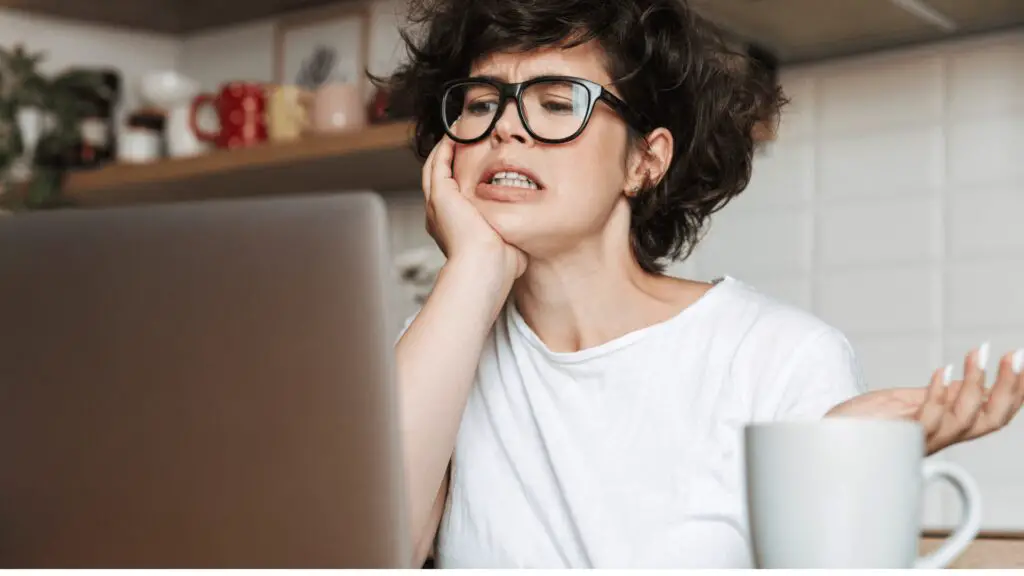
0, 45, 113, 209
25, 166, 63, 209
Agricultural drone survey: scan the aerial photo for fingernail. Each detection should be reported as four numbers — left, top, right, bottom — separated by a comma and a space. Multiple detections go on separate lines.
942, 364, 953, 385
976, 341, 991, 371
1012, 349, 1024, 375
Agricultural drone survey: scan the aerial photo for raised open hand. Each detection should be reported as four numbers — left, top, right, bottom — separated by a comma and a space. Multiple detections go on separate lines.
826, 344, 1024, 455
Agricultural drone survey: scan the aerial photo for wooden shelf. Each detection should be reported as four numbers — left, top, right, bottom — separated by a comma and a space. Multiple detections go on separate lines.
62, 121, 422, 207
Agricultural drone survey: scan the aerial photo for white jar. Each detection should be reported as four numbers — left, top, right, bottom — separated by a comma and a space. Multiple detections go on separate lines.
117, 129, 161, 163
117, 112, 164, 164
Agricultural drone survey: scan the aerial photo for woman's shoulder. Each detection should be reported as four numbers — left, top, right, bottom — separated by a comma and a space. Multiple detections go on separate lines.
698, 276, 865, 418
696, 276, 843, 343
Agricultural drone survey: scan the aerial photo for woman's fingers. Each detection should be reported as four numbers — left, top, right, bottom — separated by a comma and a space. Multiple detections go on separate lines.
917, 365, 950, 440
926, 345, 988, 453
949, 343, 988, 436
971, 349, 1024, 437
1014, 350, 1024, 416
422, 140, 439, 202
423, 134, 457, 256
421, 143, 439, 244
431, 134, 456, 196
425, 119, 458, 203
920, 347, 1022, 456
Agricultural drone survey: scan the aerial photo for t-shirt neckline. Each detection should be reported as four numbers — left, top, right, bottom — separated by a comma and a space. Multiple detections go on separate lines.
506, 275, 733, 365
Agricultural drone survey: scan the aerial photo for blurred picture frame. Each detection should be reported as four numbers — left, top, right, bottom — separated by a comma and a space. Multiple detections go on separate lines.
273, 3, 372, 94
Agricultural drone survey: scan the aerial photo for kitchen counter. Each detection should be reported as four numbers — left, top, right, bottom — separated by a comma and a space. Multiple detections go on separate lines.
920, 531, 1024, 568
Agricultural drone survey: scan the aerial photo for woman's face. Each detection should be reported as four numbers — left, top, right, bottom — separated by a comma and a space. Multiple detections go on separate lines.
451, 41, 641, 259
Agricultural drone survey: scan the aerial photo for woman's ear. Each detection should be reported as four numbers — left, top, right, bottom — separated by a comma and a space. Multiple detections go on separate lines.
625, 127, 673, 196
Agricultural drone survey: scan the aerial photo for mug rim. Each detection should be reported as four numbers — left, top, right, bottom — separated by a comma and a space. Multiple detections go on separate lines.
745, 417, 922, 434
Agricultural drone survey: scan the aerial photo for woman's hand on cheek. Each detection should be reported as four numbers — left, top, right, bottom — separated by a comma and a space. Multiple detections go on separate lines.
422, 134, 527, 280
825, 346, 1024, 456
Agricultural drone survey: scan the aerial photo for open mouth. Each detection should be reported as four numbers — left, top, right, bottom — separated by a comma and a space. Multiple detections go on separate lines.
488, 170, 540, 190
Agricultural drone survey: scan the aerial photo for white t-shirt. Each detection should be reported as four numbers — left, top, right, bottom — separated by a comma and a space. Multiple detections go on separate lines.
411, 275, 866, 568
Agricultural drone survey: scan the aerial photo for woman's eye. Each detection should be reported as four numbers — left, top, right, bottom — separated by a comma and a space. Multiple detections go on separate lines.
542, 100, 575, 114
466, 100, 497, 115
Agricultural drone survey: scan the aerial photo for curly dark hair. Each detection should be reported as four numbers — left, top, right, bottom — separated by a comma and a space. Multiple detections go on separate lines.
376, 0, 786, 273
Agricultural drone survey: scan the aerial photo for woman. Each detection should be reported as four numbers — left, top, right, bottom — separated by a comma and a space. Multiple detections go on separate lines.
382, 0, 1024, 567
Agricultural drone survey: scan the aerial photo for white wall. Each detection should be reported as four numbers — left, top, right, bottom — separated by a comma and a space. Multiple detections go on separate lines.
677, 29, 1024, 531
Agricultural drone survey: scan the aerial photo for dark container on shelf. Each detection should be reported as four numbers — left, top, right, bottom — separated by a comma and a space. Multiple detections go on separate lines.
65, 67, 122, 170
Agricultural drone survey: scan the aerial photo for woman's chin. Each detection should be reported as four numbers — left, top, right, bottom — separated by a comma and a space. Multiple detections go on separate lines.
475, 199, 587, 258
476, 201, 536, 245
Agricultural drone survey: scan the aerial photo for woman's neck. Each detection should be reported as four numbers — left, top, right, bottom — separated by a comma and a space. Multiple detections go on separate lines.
511, 229, 711, 354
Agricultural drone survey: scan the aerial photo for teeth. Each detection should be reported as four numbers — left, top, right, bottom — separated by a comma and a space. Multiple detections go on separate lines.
492, 178, 537, 189
489, 171, 538, 189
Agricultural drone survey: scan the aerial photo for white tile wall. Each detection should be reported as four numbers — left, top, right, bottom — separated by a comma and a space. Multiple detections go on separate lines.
947, 187, 1024, 259
738, 144, 816, 208
946, 261, 1024, 330
947, 33, 1024, 119
817, 196, 942, 268
948, 116, 1024, 187
817, 126, 945, 199
817, 50, 945, 136
689, 29, 1024, 531
699, 208, 813, 277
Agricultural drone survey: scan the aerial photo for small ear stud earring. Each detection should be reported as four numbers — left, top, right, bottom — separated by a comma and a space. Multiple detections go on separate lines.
630, 185, 641, 195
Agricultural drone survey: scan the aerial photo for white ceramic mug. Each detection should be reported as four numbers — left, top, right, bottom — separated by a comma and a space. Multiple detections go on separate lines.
744, 418, 981, 569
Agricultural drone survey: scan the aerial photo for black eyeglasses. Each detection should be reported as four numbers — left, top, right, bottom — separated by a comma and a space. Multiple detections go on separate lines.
440, 75, 651, 145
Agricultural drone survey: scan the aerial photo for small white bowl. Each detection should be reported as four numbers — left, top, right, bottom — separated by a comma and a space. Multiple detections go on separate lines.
139, 71, 201, 109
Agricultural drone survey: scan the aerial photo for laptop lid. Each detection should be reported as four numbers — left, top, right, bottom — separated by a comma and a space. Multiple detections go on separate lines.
0, 193, 410, 567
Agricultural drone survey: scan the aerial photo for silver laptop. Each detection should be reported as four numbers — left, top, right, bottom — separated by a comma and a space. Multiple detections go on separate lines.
0, 193, 410, 568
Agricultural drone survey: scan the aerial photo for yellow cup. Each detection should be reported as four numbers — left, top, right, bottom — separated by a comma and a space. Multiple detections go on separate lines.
267, 84, 313, 142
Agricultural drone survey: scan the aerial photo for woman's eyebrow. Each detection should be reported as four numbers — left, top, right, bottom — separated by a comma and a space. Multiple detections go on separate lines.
470, 71, 569, 82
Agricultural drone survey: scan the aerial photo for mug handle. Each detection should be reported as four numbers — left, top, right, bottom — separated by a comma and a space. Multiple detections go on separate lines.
914, 459, 982, 569
189, 93, 220, 143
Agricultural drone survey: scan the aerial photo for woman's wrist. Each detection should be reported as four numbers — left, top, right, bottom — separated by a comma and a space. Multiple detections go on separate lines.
438, 253, 515, 318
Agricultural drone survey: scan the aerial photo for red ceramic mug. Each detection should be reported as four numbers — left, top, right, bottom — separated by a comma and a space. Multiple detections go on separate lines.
190, 82, 268, 149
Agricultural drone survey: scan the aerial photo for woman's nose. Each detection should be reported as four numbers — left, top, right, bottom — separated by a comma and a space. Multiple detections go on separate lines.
492, 99, 530, 144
